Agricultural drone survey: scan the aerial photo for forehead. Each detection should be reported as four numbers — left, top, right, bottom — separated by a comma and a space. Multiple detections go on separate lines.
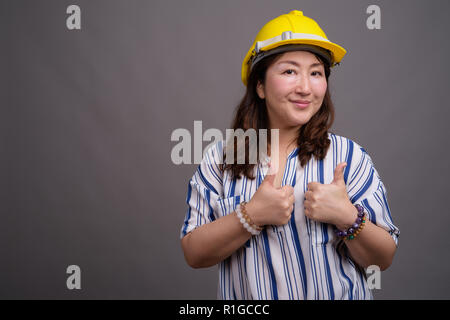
273, 50, 323, 67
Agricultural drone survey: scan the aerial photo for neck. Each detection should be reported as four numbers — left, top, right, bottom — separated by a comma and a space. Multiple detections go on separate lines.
269, 124, 301, 156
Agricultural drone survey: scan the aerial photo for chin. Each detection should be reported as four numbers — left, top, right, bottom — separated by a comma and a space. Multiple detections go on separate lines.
289, 115, 312, 126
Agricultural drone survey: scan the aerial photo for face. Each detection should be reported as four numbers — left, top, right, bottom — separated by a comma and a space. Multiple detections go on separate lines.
256, 50, 328, 130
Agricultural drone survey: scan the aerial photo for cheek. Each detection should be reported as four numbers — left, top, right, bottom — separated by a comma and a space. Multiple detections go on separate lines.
266, 76, 290, 100
312, 79, 328, 99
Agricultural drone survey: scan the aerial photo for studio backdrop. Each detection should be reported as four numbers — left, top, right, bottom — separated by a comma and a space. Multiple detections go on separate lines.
2, 0, 450, 299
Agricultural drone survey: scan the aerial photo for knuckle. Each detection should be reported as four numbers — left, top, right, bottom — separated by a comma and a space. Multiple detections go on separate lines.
304, 208, 310, 216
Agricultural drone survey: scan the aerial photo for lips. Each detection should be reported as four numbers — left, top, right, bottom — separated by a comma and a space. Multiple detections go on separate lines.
290, 99, 311, 109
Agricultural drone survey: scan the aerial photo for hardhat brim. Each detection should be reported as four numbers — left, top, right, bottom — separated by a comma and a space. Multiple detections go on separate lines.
250, 44, 333, 71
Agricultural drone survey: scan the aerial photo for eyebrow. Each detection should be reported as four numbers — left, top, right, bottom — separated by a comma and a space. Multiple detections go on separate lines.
277, 60, 323, 68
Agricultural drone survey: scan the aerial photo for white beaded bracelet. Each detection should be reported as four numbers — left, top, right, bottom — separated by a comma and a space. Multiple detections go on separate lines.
236, 202, 261, 236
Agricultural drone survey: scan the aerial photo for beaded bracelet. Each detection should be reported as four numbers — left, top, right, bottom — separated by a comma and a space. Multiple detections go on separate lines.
236, 201, 262, 236
334, 204, 367, 240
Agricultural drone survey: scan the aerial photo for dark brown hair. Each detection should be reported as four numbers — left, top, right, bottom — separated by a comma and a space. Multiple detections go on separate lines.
220, 51, 334, 180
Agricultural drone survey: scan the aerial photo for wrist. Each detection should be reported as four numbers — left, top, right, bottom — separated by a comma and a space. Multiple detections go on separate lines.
334, 204, 367, 240
245, 200, 264, 228
335, 202, 358, 231
236, 201, 263, 235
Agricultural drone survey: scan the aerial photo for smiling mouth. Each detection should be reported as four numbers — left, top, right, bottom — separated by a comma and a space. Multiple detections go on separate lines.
290, 100, 311, 109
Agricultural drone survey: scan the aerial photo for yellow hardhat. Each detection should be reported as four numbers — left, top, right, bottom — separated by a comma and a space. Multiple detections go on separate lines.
241, 10, 347, 86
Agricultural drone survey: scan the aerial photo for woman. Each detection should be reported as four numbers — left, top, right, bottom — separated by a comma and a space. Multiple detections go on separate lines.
180, 10, 399, 300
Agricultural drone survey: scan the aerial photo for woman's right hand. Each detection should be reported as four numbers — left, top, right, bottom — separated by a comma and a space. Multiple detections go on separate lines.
245, 169, 295, 227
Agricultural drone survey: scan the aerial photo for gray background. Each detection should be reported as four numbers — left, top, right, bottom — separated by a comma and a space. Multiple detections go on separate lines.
2, 0, 449, 299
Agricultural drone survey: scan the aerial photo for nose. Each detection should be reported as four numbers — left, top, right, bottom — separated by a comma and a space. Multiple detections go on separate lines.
294, 75, 311, 95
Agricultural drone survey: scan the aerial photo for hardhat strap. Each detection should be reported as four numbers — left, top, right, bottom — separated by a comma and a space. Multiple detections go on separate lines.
250, 43, 333, 70
254, 31, 330, 54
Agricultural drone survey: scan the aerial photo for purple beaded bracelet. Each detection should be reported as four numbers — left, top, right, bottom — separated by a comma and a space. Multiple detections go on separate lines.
334, 204, 366, 239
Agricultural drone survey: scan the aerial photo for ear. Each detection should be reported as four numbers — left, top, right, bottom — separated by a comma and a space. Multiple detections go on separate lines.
256, 80, 265, 99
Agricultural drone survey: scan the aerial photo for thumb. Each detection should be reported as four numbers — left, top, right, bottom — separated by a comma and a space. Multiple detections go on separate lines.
263, 162, 277, 187
331, 162, 347, 185
264, 172, 276, 187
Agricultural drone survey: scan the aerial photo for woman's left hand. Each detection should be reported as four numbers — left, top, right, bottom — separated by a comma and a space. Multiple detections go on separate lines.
303, 162, 356, 228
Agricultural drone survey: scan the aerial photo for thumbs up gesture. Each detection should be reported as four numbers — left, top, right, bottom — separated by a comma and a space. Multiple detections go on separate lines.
303, 162, 356, 227
245, 163, 295, 227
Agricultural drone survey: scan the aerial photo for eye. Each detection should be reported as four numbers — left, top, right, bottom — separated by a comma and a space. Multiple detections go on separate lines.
283, 69, 296, 75
311, 71, 323, 76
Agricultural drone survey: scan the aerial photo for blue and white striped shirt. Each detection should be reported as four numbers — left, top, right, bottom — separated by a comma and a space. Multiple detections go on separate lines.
180, 132, 400, 300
